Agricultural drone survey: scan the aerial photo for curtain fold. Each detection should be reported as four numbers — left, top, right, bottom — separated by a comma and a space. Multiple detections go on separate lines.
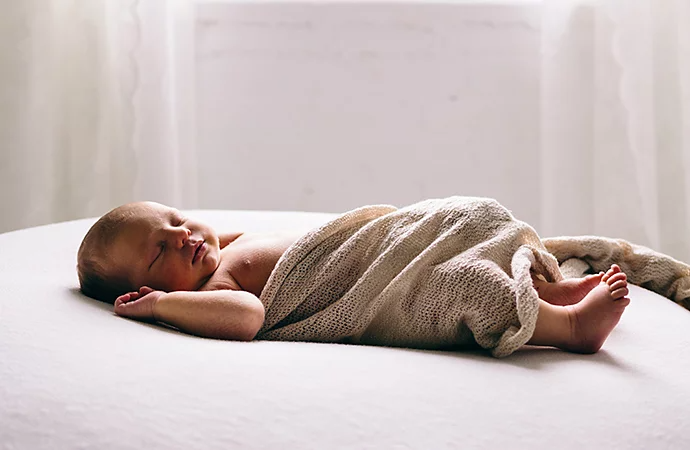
0, 0, 196, 233
541, 0, 690, 261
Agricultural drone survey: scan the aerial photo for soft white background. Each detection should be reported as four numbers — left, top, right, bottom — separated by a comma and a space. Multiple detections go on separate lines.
1, 0, 689, 261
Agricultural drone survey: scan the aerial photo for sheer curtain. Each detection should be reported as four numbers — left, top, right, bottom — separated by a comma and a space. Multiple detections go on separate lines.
0, 0, 196, 233
540, 0, 690, 261
1, 0, 689, 261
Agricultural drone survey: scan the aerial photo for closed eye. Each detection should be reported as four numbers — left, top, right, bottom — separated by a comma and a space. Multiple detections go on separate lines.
173, 212, 186, 227
149, 242, 165, 270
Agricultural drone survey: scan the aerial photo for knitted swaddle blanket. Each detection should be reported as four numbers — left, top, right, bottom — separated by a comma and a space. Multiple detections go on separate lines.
543, 236, 690, 310
257, 197, 563, 357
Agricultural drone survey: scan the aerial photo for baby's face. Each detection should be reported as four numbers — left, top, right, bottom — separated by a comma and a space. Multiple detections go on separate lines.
107, 202, 221, 292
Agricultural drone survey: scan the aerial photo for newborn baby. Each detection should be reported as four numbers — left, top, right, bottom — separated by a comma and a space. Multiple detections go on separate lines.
77, 201, 630, 355
77, 201, 301, 341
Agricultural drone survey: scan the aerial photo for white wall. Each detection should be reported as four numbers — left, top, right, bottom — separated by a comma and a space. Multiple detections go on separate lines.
196, 1, 544, 226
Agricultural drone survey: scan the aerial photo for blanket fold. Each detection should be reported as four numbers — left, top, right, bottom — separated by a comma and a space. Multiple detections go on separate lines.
543, 236, 690, 310
257, 197, 563, 357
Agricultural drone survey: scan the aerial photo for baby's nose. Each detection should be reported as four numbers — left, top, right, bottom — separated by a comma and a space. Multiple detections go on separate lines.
169, 227, 191, 248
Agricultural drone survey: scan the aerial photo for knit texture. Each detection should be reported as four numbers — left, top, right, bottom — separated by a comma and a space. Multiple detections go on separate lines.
544, 236, 690, 310
257, 197, 563, 358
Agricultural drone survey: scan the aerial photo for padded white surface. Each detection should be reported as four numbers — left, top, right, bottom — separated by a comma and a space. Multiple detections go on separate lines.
2, 210, 690, 450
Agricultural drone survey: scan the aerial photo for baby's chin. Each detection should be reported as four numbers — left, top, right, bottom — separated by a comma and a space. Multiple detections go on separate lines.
193, 252, 222, 289
205, 246, 222, 272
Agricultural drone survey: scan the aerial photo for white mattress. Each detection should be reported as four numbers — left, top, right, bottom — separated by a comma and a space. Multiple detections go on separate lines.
2, 210, 690, 450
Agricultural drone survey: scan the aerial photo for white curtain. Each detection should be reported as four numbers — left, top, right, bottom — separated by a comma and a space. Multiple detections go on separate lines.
0, 0, 197, 233
540, 0, 690, 261
1, 0, 689, 261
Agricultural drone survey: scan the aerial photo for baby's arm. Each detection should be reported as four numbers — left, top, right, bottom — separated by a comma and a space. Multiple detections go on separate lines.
114, 287, 264, 341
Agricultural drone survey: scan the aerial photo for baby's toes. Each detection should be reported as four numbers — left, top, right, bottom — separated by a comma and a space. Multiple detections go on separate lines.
611, 286, 629, 300
605, 272, 626, 287
610, 278, 627, 290
607, 273, 628, 299
601, 264, 622, 282
614, 296, 631, 309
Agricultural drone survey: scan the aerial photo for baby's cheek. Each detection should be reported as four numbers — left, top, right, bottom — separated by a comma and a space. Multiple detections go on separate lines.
148, 268, 183, 291
169, 265, 202, 291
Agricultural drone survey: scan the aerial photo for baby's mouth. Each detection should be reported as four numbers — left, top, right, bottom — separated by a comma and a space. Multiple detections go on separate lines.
192, 240, 206, 264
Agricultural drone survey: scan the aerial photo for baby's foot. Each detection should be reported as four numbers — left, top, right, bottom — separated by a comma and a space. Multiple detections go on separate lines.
533, 272, 604, 306
563, 265, 630, 354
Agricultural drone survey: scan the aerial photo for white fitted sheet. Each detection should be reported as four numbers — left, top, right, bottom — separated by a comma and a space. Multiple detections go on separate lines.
2, 210, 690, 450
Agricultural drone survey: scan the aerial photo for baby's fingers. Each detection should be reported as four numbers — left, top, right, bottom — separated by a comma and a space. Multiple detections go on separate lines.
114, 293, 130, 307
114, 291, 140, 307
113, 297, 155, 321
139, 286, 154, 296
114, 295, 138, 314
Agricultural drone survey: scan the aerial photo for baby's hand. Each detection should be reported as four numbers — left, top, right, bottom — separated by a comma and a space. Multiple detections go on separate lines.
114, 286, 165, 322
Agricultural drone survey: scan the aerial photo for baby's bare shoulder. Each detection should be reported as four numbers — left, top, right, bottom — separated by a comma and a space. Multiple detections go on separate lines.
211, 230, 305, 297
226, 230, 305, 255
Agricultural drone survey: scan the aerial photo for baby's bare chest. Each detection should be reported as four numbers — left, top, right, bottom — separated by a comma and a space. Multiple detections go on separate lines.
208, 232, 302, 297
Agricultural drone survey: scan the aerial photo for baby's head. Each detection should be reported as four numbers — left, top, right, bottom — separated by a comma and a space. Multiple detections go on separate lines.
77, 202, 222, 302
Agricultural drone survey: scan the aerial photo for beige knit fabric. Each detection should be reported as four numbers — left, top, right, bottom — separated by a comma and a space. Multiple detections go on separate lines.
543, 236, 690, 310
257, 197, 563, 358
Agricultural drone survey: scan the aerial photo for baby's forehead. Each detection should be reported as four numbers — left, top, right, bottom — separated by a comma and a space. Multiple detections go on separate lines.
98, 206, 152, 244
100, 202, 181, 245
115, 203, 181, 238
114, 203, 176, 228
103, 216, 154, 265
127, 201, 175, 218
